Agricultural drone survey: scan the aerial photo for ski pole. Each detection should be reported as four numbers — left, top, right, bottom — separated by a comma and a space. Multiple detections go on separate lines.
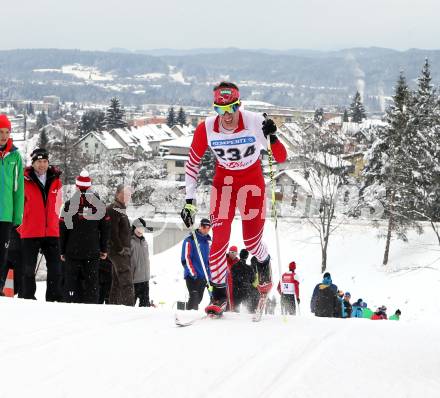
264, 113, 300, 314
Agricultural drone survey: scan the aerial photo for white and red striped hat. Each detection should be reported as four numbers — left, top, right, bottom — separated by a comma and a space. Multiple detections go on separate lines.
76, 169, 92, 190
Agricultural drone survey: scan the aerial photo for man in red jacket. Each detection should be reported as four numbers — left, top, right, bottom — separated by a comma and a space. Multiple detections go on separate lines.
180, 82, 287, 315
18, 148, 63, 301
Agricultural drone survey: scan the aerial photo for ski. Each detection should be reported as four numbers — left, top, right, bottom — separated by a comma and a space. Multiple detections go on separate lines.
175, 313, 207, 327
175, 312, 222, 327
252, 293, 268, 322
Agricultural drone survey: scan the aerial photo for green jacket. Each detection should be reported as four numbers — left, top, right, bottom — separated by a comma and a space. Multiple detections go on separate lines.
0, 139, 24, 225
362, 307, 374, 319
389, 314, 400, 321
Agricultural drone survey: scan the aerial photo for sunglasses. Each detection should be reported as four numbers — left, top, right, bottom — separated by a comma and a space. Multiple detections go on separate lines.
213, 100, 240, 115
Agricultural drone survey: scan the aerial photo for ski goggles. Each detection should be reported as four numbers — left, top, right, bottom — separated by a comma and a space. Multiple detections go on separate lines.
213, 100, 241, 115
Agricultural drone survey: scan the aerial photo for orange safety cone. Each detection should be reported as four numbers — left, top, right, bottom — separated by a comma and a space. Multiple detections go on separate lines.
3, 269, 14, 297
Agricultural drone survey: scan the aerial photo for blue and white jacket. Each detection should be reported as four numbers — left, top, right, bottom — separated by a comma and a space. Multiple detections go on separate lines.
181, 230, 211, 280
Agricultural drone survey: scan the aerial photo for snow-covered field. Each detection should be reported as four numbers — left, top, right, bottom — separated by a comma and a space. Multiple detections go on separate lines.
1, 220, 440, 397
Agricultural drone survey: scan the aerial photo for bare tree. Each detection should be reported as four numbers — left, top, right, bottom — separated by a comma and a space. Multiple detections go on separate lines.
298, 126, 352, 272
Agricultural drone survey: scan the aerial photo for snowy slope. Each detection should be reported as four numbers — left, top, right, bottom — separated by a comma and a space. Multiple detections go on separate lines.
2, 219, 440, 397
1, 299, 439, 398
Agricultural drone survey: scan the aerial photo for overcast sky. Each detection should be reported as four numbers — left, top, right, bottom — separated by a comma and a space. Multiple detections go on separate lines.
2, 0, 439, 51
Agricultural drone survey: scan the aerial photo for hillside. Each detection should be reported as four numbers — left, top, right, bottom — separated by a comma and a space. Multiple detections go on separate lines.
2, 220, 440, 397
1, 47, 440, 109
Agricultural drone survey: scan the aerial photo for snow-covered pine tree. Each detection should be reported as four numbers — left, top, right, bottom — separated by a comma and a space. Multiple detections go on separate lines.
350, 91, 367, 123
363, 72, 420, 265
38, 128, 49, 149
406, 59, 440, 244
177, 107, 187, 126
36, 111, 48, 130
314, 108, 324, 126
198, 149, 216, 186
343, 109, 349, 122
167, 106, 176, 127
78, 110, 105, 137
104, 97, 127, 130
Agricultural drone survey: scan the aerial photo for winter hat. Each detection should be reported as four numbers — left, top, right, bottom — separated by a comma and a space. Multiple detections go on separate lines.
229, 245, 238, 253
356, 298, 363, 305
200, 218, 211, 227
344, 292, 351, 298
132, 217, 146, 229
395, 309, 401, 315
250, 256, 258, 266
213, 85, 240, 105
323, 272, 331, 279
0, 114, 11, 131
76, 169, 92, 190
239, 249, 249, 260
289, 261, 296, 271
31, 148, 49, 163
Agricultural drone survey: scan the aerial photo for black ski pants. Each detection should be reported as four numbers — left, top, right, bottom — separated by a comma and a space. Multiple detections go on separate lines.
64, 257, 99, 304
134, 281, 150, 307
186, 277, 206, 310
108, 252, 135, 306
20, 237, 62, 301
98, 268, 112, 304
0, 222, 12, 292
281, 294, 297, 315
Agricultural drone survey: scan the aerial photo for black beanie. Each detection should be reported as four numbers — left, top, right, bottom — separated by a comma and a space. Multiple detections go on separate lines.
239, 249, 249, 260
31, 148, 49, 163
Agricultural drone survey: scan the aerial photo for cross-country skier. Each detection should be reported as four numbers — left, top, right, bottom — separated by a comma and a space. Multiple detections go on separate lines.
180, 82, 287, 315
277, 261, 300, 315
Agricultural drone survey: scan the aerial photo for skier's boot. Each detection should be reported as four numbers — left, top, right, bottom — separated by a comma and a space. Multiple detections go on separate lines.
205, 283, 227, 317
256, 255, 273, 294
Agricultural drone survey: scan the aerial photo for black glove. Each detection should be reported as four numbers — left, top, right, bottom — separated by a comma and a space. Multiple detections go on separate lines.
297, 298, 301, 304
180, 199, 197, 228
262, 117, 278, 144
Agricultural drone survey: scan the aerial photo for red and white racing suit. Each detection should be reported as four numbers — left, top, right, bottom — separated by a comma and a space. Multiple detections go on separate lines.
185, 110, 287, 285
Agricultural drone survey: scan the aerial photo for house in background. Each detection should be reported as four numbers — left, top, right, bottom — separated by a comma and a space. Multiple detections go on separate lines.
160, 136, 193, 183
73, 131, 124, 162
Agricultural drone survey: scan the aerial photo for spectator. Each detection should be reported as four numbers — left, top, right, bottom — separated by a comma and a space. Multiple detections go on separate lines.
0, 115, 24, 296
277, 261, 300, 315
361, 302, 374, 319
336, 290, 345, 318
310, 272, 339, 317
60, 170, 110, 303
351, 298, 364, 318
181, 218, 211, 310
18, 148, 63, 301
107, 185, 135, 306
231, 249, 256, 313
343, 292, 353, 318
389, 309, 401, 321
131, 218, 151, 307
371, 306, 388, 320
225, 245, 239, 311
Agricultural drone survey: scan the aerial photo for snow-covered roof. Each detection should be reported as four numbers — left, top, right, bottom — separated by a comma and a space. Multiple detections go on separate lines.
75, 131, 124, 150
160, 135, 193, 149
172, 124, 194, 137
341, 119, 387, 136
93, 131, 124, 150
275, 168, 339, 198
163, 155, 189, 161
134, 124, 177, 141
309, 152, 352, 169
112, 128, 137, 147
